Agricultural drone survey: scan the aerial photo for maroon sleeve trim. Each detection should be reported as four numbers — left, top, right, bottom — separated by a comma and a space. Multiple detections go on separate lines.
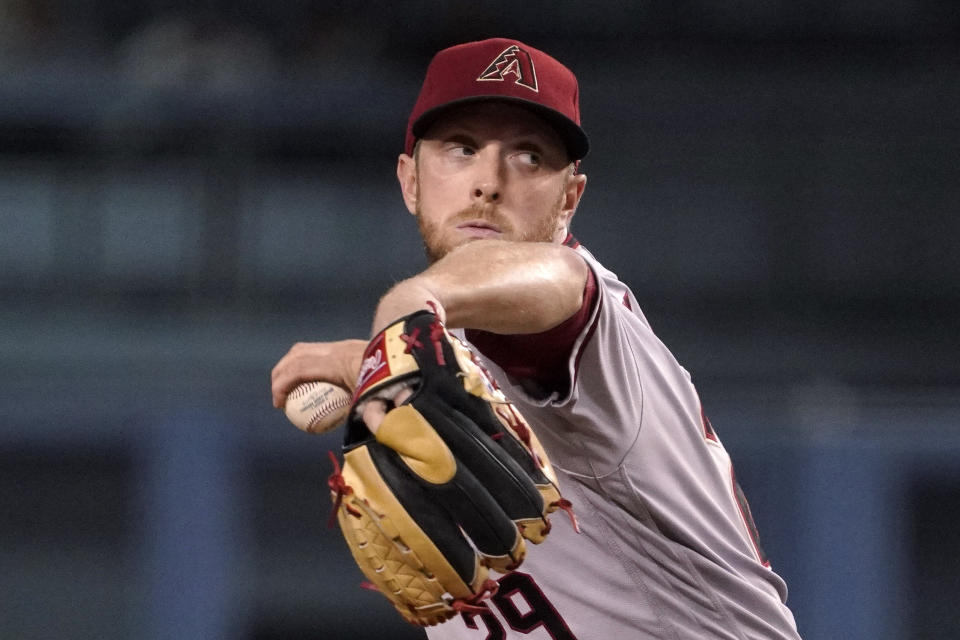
572, 284, 603, 390
465, 266, 598, 395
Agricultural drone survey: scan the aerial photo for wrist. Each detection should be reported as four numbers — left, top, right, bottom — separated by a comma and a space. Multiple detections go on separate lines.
339, 339, 369, 393
372, 279, 444, 336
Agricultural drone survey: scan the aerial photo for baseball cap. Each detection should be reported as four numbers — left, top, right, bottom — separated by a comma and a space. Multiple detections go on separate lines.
405, 38, 589, 161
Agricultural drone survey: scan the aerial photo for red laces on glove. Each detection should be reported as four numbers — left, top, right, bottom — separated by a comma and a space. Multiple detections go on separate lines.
551, 498, 580, 534
426, 301, 447, 365
399, 303, 447, 365
361, 578, 500, 617
451, 579, 500, 615
327, 450, 361, 526
496, 405, 530, 445
400, 327, 423, 353
495, 405, 544, 467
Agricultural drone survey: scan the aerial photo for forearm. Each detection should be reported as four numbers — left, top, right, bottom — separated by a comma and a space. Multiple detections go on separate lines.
372, 239, 588, 336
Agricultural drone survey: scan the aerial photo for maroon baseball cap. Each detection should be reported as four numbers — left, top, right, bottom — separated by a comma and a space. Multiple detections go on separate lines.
405, 38, 589, 161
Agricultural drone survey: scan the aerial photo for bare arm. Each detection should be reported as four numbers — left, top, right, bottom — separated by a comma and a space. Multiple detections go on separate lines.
271, 241, 586, 410
372, 239, 589, 336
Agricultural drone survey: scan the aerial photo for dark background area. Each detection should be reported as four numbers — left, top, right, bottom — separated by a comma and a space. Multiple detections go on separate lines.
1, 1, 958, 638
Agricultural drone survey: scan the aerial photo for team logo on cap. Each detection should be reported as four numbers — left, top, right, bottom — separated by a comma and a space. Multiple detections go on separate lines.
477, 45, 538, 92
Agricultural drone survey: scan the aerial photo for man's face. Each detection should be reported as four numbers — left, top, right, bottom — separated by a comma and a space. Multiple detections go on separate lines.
397, 103, 586, 263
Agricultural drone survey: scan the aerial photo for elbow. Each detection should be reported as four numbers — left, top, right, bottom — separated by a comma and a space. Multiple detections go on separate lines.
557, 249, 590, 321
524, 246, 588, 332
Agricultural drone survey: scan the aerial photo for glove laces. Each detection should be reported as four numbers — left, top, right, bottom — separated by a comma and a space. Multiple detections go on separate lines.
495, 405, 543, 468
327, 450, 361, 526
450, 579, 500, 615
550, 497, 581, 534
426, 301, 447, 365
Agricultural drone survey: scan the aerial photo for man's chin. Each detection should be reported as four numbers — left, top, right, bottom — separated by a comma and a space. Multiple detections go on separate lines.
422, 232, 477, 263
422, 239, 453, 264
421, 228, 531, 264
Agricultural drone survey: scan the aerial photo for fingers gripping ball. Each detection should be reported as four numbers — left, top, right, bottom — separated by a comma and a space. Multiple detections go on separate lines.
328, 309, 574, 626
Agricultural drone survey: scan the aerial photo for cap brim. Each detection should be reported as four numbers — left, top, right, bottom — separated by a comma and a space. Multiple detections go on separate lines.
411, 96, 589, 161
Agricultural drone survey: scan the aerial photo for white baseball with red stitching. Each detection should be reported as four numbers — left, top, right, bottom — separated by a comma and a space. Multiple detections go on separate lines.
284, 381, 352, 434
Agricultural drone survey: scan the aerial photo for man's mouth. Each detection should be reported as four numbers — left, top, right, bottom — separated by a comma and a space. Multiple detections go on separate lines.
456, 219, 503, 237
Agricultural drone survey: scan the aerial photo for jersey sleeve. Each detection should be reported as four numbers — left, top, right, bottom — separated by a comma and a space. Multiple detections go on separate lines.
464, 267, 598, 399
466, 246, 659, 473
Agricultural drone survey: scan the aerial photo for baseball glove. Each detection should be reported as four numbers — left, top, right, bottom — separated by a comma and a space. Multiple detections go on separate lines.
327, 308, 573, 626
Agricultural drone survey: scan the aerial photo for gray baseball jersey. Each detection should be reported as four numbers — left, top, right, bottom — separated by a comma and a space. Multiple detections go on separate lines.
427, 238, 800, 639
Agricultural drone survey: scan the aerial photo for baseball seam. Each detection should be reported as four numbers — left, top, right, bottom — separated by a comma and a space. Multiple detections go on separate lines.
307, 393, 352, 430
290, 382, 321, 400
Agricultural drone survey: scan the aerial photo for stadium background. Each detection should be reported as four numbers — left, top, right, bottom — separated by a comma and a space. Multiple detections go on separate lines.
1, 1, 957, 638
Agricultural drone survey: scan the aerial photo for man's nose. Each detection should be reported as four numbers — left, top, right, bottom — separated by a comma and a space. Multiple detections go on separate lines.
471, 151, 502, 203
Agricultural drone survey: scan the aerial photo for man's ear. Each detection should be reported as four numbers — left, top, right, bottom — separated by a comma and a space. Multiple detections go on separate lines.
396, 153, 418, 215
562, 171, 587, 226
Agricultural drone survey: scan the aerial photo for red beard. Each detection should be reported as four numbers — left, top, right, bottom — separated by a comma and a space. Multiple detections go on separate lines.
416, 202, 564, 264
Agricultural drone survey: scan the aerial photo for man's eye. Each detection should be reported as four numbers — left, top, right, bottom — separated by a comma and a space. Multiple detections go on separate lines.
517, 151, 541, 165
450, 145, 475, 156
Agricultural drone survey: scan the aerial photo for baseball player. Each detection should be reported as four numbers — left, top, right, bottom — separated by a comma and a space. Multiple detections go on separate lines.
271, 38, 801, 639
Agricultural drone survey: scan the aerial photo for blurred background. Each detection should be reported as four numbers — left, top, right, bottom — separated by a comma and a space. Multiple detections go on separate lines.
1, 1, 958, 638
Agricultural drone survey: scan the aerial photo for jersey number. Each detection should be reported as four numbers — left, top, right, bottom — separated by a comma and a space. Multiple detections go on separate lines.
461, 572, 577, 639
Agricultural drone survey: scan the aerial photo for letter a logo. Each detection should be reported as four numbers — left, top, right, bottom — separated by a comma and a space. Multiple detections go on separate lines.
477, 45, 538, 92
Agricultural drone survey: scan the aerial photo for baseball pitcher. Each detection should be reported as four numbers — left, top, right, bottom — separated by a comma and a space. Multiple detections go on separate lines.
271, 38, 802, 639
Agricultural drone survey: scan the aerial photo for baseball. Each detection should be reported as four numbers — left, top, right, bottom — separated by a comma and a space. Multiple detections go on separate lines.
284, 381, 353, 434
